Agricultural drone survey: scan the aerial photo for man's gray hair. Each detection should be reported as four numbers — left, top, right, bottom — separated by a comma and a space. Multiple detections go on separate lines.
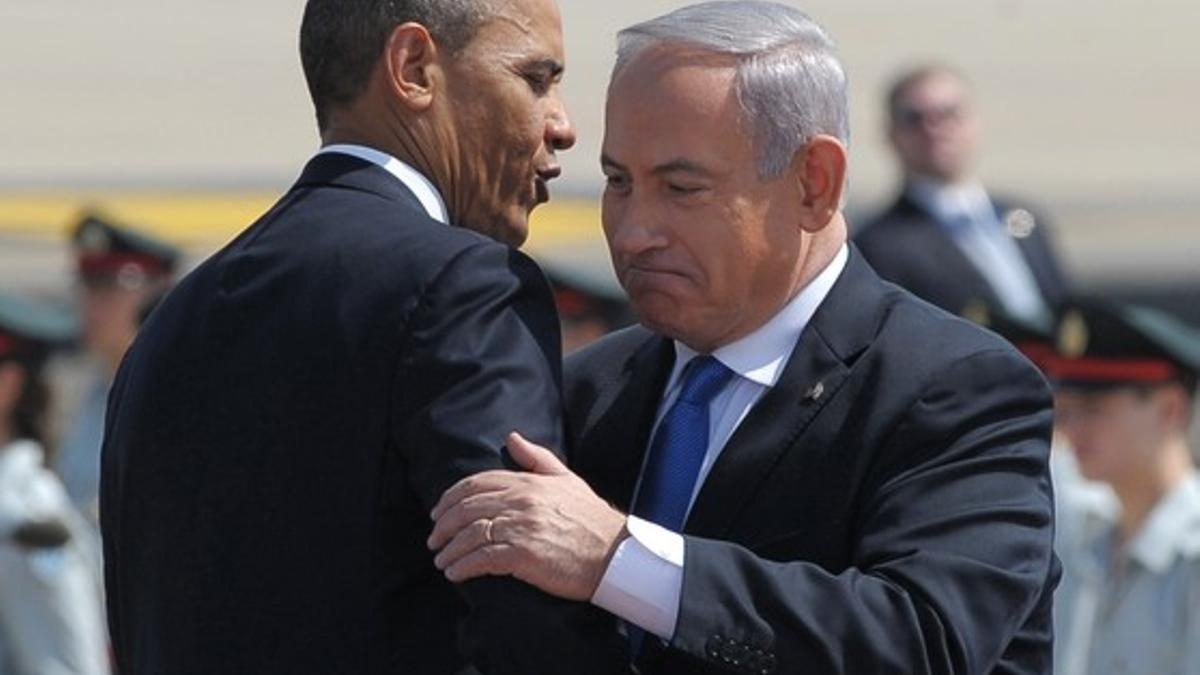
614, 1, 850, 179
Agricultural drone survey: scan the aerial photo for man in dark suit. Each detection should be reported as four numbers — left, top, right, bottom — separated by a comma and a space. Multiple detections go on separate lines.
100, 1, 626, 673
855, 64, 1068, 327
429, 3, 1059, 673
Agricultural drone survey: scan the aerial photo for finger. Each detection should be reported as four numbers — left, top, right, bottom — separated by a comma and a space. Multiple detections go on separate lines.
428, 493, 505, 550
443, 542, 519, 584
507, 432, 569, 476
431, 470, 522, 521
433, 518, 493, 570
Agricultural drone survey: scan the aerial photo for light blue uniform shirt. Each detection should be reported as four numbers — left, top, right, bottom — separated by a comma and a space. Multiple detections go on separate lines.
54, 372, 108, 527
1055, 473, 1200, 675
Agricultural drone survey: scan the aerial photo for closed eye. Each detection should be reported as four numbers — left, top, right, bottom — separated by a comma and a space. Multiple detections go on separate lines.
523, 72, 552, 95
668, 184, 704, 194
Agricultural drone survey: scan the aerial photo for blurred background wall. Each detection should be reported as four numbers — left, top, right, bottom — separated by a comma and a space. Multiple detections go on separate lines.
1, 0, 1197, 313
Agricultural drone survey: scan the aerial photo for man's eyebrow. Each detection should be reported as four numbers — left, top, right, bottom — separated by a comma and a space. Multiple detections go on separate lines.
525, 58, 565, 77
652, 158, 715, 178
600, 154, 627, 172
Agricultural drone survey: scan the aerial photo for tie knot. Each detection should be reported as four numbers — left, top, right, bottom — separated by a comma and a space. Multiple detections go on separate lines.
677, 355, 734, 406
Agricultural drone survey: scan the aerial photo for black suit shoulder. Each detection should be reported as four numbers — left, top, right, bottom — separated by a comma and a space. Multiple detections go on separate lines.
102, 157, 622, 675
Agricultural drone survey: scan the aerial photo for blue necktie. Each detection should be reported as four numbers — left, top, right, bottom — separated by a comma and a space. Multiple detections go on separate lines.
634, 355, 735, 530
628, 355, 734, 654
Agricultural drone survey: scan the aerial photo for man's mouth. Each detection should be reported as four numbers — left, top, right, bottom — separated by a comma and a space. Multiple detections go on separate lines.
534, 166, 562, 205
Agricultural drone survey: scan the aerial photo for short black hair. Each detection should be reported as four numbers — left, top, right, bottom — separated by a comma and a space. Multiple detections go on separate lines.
300, 0, 492, 131
885, 63, 968, 122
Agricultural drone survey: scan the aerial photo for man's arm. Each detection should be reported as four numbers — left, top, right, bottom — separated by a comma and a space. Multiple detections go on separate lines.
396, 241, 627, 675
666, 349, 1057, 673
431, 347, 1058, 674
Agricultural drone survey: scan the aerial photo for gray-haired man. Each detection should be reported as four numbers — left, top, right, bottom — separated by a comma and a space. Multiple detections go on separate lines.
430, 3, 1058, 673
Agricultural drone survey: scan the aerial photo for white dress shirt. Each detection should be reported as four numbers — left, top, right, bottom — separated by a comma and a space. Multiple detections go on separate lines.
591, 244, 850, 640
905, 176, 1048, 325
317, 144, 449, 224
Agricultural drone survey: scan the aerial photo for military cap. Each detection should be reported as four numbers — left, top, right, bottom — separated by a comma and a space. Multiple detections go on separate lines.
960, 300, 1056, 371
72, 213, 180, 287
1049, 297, 1200, 393
0, 292, 77, 363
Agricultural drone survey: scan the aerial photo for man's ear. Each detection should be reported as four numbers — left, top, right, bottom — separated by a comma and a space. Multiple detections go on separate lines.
383, 22, 441, 112
1158, 383, 1193, 432
793, 135, 848, 233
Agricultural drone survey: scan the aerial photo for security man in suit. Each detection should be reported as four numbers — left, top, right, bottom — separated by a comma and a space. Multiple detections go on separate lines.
1050, 299, 1200, 675
100, 1, 625, 674
57, 214, 178, 529
854, 64, 1069, 327
428, 3, 1060, 673
0, 292, 110, 675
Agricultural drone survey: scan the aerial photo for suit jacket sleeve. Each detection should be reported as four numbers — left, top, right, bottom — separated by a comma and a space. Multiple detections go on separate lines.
671, 348, 1057, 674
394, 241, 628, 675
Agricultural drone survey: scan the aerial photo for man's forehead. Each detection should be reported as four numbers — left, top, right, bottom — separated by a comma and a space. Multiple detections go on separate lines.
903, 72, 968, 104
480, 0, 563, 48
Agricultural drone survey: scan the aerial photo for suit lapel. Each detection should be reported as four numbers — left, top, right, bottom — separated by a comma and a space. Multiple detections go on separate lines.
579, 336, 675, 510
894, 195, 1002, 309
684, 331, 848, 538
684, 249, 886, 538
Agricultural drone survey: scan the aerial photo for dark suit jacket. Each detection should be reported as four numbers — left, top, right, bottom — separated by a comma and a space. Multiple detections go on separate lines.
564, 249, 1059, 674
854, 192, 1068, 316
100, 153, 623, 675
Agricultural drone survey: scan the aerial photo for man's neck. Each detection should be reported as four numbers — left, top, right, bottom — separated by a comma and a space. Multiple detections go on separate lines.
321, 108, 446, 211
1112, 439, 1194, 544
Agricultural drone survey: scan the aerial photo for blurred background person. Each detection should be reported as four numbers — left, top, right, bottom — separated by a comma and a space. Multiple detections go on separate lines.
0, 292, 110, 675
855, 64, 1069, 329
541, 261, 632, 354
55, 215, 178, 530
1050, 298, 1200, 675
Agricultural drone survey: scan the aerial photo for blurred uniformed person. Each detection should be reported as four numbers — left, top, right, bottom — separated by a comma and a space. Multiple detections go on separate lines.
0, 292, 110, 675
541, 261, 632, 354
1050, 297, 1200, 675
55, 215, 178, 525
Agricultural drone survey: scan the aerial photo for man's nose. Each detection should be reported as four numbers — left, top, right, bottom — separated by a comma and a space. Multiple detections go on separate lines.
604, 205, 665, 260
546, 97, 577, 152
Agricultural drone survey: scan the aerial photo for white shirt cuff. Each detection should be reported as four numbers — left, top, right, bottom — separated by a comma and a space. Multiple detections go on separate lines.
589, 515, 685, 640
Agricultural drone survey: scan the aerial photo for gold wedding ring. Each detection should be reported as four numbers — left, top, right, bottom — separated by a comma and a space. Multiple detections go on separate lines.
483, 518, 495, 545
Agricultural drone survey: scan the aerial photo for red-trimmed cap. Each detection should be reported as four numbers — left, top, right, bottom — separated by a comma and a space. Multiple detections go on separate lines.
0, 293, 77, 361
1049, 297, 1200, 392
72, 214, 179, 284
959, 300, 1055, 373
0, 331, 17, 358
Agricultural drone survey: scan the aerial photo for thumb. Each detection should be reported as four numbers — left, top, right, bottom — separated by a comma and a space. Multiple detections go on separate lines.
506, 432, 569, 476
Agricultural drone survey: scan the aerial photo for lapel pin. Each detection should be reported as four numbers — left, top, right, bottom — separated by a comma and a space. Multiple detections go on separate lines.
1004, 209, 1037, 239
804, 382, 825, 402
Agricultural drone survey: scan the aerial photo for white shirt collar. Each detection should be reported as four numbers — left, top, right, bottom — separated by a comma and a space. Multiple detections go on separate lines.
317, 144, 449, 224
1127, 472, 1200, 572
671, 243, 849, 388
905, 174, 992, 225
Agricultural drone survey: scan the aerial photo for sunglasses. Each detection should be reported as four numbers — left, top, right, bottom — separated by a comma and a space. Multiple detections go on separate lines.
894, 103, 964, 129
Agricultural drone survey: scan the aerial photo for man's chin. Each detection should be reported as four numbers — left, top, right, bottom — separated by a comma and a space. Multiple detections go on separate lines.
495, 214, 530, 249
